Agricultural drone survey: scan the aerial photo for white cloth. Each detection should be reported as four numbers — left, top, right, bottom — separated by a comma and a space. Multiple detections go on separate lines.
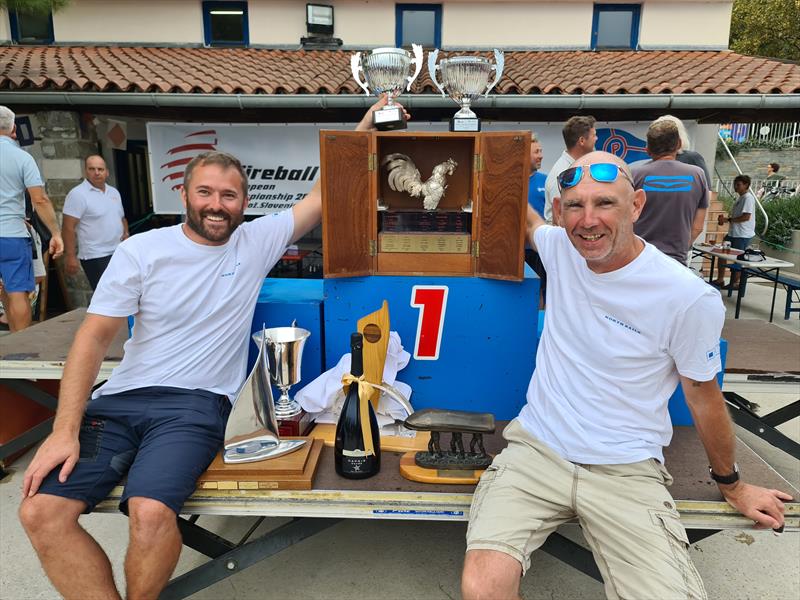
543, 150, 575, 224
730, 190, 756, 239
88, 211, 294, 400
295, 331, 413, 431
63, 179, 125, 259
518, 226, 724, 465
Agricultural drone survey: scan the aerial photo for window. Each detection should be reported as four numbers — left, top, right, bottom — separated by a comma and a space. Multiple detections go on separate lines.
9, 9, 54, 44
202, 1, 249, 46
396, 4, 441, 48
591, 4, 641, 50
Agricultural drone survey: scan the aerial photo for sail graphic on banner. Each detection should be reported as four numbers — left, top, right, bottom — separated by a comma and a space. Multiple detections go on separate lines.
596, 128, 649, 164
160, 130, 218, 191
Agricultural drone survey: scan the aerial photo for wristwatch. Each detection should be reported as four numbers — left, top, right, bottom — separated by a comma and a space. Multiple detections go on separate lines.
709, 463, 739, 484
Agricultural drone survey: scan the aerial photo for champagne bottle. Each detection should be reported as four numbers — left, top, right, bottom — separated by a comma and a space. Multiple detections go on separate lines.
334, 332, 381, 479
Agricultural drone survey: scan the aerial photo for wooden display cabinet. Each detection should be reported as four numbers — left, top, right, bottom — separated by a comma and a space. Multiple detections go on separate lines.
321, 130, 530, 281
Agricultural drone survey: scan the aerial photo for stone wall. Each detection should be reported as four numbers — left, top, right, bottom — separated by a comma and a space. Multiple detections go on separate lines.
26, 110, 99, 308
714, 146, 800, 186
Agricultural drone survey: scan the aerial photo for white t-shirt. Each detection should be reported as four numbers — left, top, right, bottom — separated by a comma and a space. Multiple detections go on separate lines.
63, 180, 125, 259
518, 226, 725, 464
88, 210, 294, 400
543, 150, 575, 224
730, 190, 756, 239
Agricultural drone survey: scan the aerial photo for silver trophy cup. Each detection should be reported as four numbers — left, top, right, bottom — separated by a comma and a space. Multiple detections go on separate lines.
264, 326, 310, 419
428, 49, 504, 131
351, 44, 423, 130
222, 328, 306, 463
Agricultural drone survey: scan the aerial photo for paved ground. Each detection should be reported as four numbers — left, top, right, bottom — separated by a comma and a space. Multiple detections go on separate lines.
1, 281, 798, 599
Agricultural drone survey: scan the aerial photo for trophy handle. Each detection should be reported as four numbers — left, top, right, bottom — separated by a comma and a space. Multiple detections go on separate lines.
427, 49, 446, 98
407, 43, 424, 92
484, 48, 505, 97
351, 52, 370, 96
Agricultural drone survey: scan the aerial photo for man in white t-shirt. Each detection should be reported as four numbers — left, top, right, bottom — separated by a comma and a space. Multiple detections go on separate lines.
62, 155, 128, 290
19, 99, 400, 600
462, 152, 791, 600
543, 115, 597, 224
713, 174, 757, 289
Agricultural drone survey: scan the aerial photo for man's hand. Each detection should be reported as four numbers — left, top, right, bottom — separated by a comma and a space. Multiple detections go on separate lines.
65, 254, 80, 276
22, 430, 81, 497
49, 234, 64, 259
355, 94, 410, 132
719, 481, 792, 530
717, 214, 727, 226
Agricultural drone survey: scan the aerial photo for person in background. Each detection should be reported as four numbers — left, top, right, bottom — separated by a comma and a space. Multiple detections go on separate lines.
0, 105, 63, 332
713, 174, 757, 290
632, 119, 708, 264
62, 155, 129, 290
543, 116, 597, 224
653, 115, 711, 187
525, 133, 547, 306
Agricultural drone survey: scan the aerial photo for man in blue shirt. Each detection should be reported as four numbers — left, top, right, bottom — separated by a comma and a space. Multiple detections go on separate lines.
0, 106, 63, 331
526, 133, 547, 306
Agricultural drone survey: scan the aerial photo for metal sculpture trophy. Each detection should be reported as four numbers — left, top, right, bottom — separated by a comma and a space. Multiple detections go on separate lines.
222, 328, 307, 463
351, 44, 424, 130
428, 49, 504, 131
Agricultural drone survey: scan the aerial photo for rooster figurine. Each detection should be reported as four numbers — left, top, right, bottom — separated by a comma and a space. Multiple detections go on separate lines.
382, 153, 458, 211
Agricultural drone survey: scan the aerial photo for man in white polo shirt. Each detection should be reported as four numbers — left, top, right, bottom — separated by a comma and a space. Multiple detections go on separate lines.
62, 155, 128, 289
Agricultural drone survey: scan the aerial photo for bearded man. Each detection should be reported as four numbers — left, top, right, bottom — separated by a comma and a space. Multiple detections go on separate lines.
19, 99, 400, 600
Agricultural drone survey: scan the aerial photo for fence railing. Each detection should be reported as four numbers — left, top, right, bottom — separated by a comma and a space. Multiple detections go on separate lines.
713, 178, 799, 198
719, 122, 800, 147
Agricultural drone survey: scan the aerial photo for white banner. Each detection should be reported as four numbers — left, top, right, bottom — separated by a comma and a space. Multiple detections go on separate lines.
147, 120, 697, 214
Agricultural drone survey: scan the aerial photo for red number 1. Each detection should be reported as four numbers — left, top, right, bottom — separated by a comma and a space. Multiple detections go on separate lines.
410, 286, 449, 360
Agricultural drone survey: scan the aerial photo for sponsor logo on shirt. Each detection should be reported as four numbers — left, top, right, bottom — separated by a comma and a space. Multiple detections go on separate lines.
642, 175, 693, 192
221, 261, 241, 278
603, 314, 641, 335
706, 344, 721, 362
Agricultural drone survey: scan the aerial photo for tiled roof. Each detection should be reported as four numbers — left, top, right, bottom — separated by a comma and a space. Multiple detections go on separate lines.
1, 46, 798, 95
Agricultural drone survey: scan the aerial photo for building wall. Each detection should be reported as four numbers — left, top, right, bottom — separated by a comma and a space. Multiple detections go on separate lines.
53, 0, 202, 44
640, 2, 732, 49
3, 0, 732, 49
0, 8, 10, 43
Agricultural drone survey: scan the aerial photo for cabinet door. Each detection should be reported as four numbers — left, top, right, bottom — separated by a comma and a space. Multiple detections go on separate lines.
321, 131, 373, 278
475, 131, 530, 281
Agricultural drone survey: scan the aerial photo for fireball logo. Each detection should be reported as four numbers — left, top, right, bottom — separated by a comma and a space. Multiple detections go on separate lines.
160, 130, 218, 191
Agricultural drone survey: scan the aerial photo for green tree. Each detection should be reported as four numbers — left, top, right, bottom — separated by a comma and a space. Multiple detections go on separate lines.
729, 0, 800, 61
1, 1, 71, 15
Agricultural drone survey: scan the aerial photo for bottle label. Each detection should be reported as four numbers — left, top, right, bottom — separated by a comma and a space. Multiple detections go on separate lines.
342, 448, 374, 458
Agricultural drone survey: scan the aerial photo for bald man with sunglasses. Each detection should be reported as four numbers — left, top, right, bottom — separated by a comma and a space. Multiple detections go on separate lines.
461, 151, 791, 600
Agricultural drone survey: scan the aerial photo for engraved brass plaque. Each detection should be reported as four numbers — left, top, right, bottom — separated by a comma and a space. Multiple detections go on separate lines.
379, 233, 471, 254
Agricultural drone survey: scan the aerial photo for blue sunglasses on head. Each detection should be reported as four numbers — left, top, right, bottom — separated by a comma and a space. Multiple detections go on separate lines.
557, 163, 634, 192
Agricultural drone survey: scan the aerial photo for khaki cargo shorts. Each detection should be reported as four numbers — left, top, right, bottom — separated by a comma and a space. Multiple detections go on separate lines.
466, 420, 707, 600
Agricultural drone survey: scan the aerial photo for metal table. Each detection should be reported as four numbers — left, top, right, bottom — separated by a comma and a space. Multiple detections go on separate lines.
692, 244, 795, 322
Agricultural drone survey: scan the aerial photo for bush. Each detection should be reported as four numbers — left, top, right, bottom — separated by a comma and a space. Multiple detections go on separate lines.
756, 194, 800, 248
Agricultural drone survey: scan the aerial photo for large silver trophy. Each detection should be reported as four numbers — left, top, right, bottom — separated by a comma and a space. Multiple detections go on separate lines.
428, 49, 504, 132
264, 326, 310, 418
351, 44, 423, 130
222, 328, 307, 463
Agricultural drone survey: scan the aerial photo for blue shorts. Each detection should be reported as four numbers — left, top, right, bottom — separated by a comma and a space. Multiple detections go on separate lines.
0, 237, 34, 293
37, 386, 231, 514
724, 235, 752, 251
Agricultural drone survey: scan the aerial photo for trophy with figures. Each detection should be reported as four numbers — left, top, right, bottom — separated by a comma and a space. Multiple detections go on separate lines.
351, 44, 424, 130
428, 49, 504, 132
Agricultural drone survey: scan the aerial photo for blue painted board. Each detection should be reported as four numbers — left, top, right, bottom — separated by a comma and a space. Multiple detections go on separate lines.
323, 266, 541, 419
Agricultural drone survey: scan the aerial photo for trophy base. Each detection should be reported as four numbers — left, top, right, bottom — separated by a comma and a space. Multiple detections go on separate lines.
278, 409, 315, 437
450, 117, 481, 132
373, 106, 407, 131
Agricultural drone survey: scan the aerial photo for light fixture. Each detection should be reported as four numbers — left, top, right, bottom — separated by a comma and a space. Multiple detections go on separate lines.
306, 3, 334, 36
210, 10, 244, 15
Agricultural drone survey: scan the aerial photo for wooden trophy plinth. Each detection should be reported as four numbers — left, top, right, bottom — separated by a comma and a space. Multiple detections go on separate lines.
198, 437, 323, 491
399, 451, 488, 485
277, 410, 315, 437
